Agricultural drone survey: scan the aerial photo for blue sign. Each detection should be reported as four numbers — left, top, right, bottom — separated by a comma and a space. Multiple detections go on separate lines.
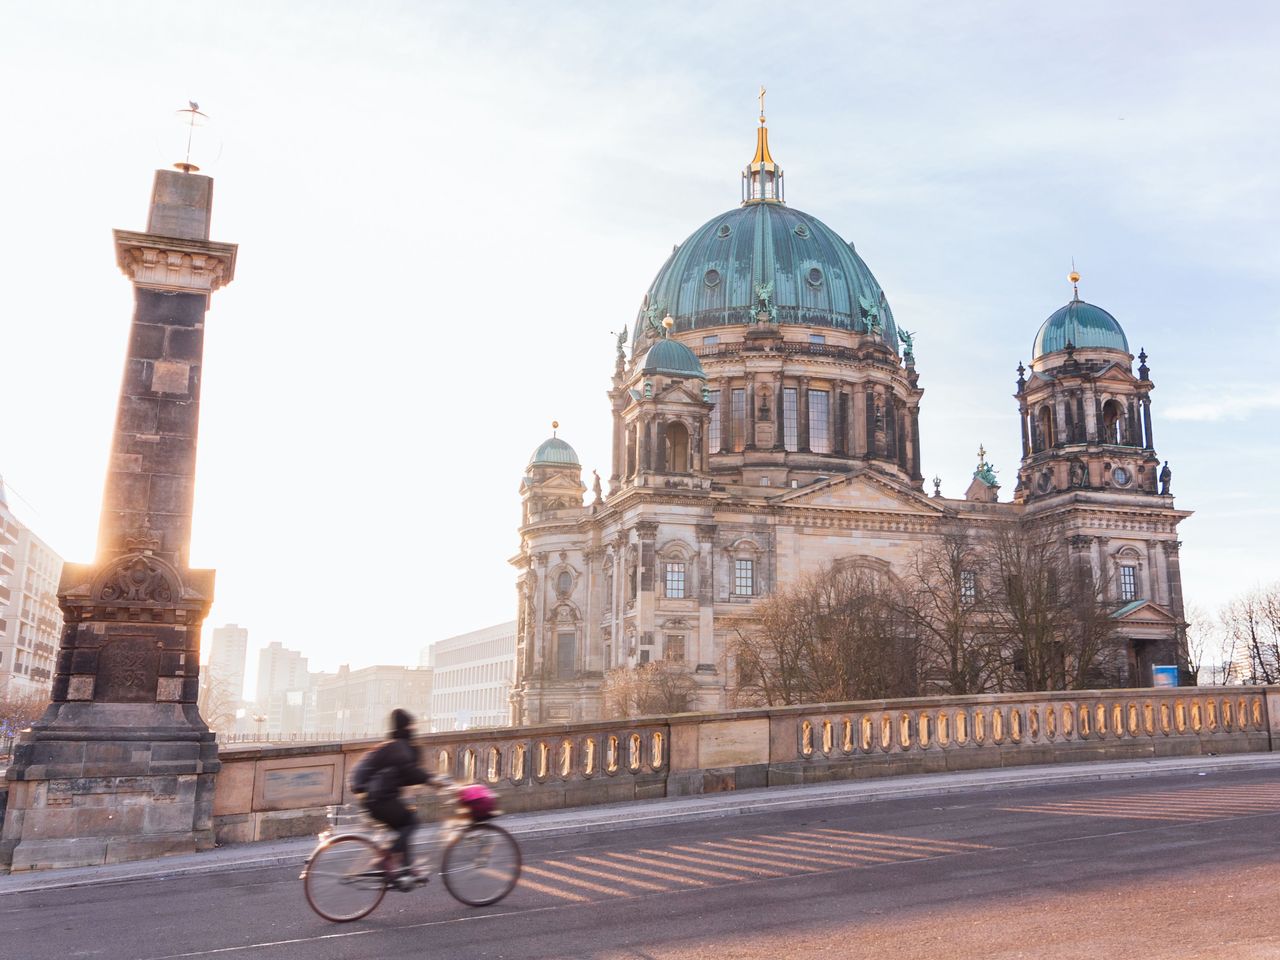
1152, 665, 1179, 687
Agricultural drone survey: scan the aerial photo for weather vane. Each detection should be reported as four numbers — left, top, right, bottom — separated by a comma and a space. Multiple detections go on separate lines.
175, 101, 208, 173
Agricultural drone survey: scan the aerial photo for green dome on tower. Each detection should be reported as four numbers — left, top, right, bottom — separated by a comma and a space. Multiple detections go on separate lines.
1032, 298, 1129, 360
640, 337, 706, 378
529, 435, 580, 468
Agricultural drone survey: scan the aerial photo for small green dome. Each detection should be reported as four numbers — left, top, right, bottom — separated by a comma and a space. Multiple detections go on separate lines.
1033, 299, 1129, 359
632, 202, 898, 350
640, 338, 706, 378
529, 436, 580, 468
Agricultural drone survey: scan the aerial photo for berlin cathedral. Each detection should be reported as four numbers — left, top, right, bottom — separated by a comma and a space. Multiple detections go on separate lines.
511, 108, 1189, 725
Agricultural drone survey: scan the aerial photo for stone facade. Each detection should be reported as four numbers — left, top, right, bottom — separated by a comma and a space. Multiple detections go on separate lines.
511, 126, 1189, 726
0, 169, 237, 872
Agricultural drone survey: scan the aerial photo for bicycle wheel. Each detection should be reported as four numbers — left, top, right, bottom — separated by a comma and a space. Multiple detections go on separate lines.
303, 835, 388, 922
441, 822, 521, 907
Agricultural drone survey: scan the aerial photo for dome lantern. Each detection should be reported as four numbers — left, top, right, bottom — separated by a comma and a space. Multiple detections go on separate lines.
742, 86, 784, 205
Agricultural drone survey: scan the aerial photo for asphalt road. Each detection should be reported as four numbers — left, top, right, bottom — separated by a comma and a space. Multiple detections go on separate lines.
6, 768, 1280, 960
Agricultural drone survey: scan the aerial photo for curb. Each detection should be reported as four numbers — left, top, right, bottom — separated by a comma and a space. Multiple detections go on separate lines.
4, 751, 1277, 895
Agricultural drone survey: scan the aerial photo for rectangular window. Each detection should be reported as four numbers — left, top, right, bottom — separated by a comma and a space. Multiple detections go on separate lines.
960, 570, 977, 606
556, 632, 576, 679
664, 562, 687, 599
809, 333, 826, 344
782, 387, 798, 452
639, 647, 651, 664
808, 389, 831, 454
702, 335, 720, 347
665, 635, 686, 662
734, 559, 755, 596
603, 642, 612, 668
730, 388, 747, 452
1120, 565, 1138, 602
706, 390, 721, 453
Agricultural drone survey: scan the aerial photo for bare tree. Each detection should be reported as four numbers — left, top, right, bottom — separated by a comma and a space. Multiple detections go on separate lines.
903, 532, 1004, 695
602, 661, 699, 719
983, 523, 1123, 691
198, 673, 241, 734
731, 562, 919, 706
0, 685, 47, 757
1219, 583, 1280, 684
1184, 604, 1230, 685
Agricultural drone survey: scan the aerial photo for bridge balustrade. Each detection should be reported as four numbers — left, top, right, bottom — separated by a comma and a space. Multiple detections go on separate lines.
208, 687, 1278, 845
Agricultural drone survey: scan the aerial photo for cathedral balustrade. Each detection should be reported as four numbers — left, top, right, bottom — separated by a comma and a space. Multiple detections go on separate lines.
206, 686, 1278, 845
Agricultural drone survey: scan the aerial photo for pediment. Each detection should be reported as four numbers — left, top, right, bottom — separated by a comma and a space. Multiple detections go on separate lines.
776, 472, 944, 515
655, 381, 706, 404
1109, 599, 1177, 625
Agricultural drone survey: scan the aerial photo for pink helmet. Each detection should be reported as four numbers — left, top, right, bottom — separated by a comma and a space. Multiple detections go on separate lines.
457, 783, 498, 820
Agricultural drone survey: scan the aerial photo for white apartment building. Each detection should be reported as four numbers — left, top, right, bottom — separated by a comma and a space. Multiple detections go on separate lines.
0, 478, 64, 701
423, 621, 516, 732
205, 624, 249, 704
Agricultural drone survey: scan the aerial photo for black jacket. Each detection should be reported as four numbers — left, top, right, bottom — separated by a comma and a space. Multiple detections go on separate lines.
351, 738, 430, 803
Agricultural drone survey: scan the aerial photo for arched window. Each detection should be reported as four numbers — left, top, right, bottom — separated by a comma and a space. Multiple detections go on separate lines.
666, 421, 691, 474
1038, 405, 1055, 449
1102, 399, 1125, 445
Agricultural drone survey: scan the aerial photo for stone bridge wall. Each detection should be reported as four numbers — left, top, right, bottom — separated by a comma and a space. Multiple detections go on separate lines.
210, 686, 1279, 845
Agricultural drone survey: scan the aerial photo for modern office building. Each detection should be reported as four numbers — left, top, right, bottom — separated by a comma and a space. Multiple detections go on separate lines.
424, 621, 516, 731
310, 664, 432, 740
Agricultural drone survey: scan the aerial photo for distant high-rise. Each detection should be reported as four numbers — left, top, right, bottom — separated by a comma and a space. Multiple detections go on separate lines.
255, 641, 309, 735
0, 475, 64, 700
204, 624, 249, 704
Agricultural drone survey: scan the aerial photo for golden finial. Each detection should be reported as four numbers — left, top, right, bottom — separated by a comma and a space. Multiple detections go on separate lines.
551, 420, 559, 436
661, 315, 675, 335
758, 84, 767, 124
1069, 258, 1080, 300
977, 444, 987, 464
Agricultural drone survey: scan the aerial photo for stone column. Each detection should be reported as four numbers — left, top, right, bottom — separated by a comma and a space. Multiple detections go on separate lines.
609, 396, 625, 493
1142, 395, 1154, 450
695, 524, 717, 669
910, 406, 923, 482
745, 374, 756, 450
798, 378, 811, 452
864, 386, 877, 459
2, 170, 237, 873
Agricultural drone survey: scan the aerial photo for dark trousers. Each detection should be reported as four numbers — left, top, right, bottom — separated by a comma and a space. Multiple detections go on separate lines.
365, 797, 418, 867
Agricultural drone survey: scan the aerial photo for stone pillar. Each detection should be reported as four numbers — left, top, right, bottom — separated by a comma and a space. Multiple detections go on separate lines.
1, 170, 237, 873
1142, 395, 1154, 450
609, 396, 624, 493
798, 378, 810, 452
745, 375, 756, 450
910, 406, 923, 482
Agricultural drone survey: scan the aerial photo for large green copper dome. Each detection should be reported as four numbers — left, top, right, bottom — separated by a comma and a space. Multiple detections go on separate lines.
1032, 299, 1129, 360
632, 202, 898, 350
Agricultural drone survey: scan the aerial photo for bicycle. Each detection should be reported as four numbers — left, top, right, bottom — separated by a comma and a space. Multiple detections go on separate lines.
301, 780, 522, 922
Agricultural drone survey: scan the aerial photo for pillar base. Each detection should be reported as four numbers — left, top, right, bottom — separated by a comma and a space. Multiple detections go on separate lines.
0, 702, 219, 873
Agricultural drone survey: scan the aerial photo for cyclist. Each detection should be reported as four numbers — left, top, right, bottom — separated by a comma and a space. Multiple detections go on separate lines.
350, 708, 434, 888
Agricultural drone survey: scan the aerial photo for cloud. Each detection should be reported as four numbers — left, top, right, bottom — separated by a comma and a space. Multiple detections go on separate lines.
1166, 386, 1280, 422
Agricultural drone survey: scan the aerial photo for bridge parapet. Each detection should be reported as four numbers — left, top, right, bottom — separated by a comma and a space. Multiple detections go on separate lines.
210, 687, 1278, 845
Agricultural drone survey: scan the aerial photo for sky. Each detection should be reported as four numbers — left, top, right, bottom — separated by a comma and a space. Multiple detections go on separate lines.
2, 1, 1278, 685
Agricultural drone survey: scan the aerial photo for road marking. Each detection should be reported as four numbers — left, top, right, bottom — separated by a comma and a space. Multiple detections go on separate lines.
577, 855, 706, 887
619, 849, 753, 881
809, 828, 993, 852
541, 858, 671, 893
998, 783, 1280, 823
515, 876, 591, 902
522, 864, 631, 897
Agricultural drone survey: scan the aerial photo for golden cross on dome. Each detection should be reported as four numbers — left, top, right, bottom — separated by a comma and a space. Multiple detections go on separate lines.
977, 444, 987, 464
758, 84, 767, 123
